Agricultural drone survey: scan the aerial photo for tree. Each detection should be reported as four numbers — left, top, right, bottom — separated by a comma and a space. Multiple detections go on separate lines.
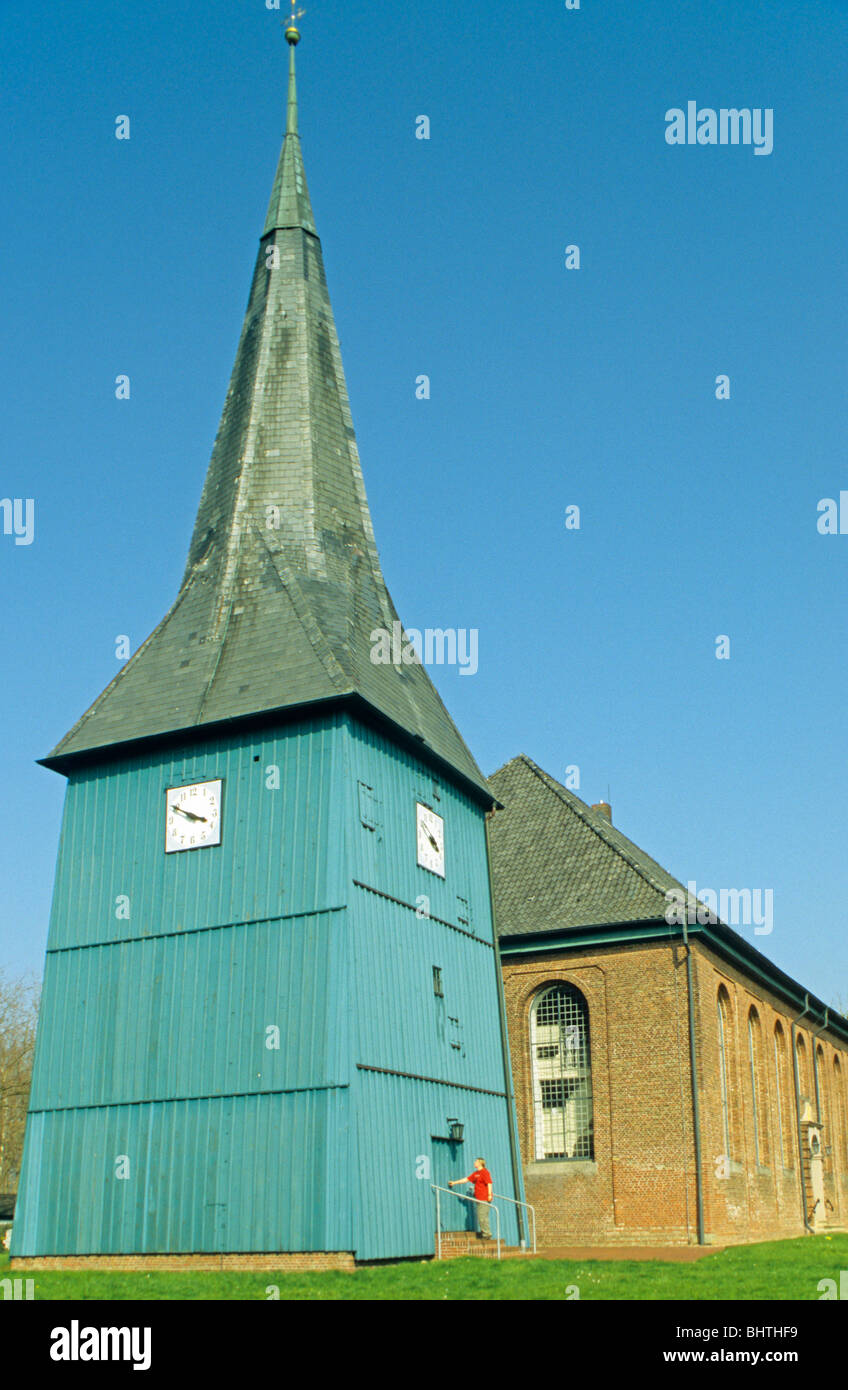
0, 970, 40, 1194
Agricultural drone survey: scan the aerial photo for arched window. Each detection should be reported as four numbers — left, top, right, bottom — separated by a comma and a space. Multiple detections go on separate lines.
816, 1045, 830, 1174
773, 1024, 793, 1168
748, 1008, 770, 1166
833, 1057, 847, 1169
717, 987, 735, 1160
815, 1045, 827, 1124
796, 1035, 810, 1113
530, 984, 593, 1160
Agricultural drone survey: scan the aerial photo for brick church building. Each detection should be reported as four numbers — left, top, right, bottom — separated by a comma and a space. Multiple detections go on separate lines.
488, 754, 848, 1247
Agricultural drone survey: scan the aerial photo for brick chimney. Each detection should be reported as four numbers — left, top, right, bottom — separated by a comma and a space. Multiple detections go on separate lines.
591, 801, 612, 823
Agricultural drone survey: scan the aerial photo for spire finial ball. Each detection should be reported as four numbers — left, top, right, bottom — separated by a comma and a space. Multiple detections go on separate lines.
285, 25, 300, 45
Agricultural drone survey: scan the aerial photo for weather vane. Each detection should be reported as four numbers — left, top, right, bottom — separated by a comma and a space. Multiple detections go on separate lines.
284, 7, 306, 43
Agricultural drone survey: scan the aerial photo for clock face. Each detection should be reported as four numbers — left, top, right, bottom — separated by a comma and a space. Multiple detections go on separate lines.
165, 780, 222, 853
416, 803, 445, 878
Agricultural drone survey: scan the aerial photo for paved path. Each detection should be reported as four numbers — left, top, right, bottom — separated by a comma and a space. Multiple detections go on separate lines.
530, 1245, 722, 1262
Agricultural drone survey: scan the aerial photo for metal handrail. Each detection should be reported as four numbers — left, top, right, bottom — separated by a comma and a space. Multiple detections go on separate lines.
492, 1190, 537, 1254
431, 1184, 501, 1260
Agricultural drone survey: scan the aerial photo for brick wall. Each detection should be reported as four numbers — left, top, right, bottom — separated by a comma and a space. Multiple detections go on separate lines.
692, 939, 848, 1244
436, 1232, 501, 1259
10, 1252, 355, 1273
501, 937, 848, 1248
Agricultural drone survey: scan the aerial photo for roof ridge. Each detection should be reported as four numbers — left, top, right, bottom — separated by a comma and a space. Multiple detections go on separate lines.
513, 755, 684, 911
257, 526, 351, 694
489, 754, 525, 780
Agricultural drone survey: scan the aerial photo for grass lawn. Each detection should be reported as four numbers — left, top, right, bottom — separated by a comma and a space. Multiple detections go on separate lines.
2, 1235, 846, 1300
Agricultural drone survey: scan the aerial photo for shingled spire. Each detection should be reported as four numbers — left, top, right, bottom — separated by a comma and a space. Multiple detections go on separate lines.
263, 29, 316, 238
46, 28, 490, 799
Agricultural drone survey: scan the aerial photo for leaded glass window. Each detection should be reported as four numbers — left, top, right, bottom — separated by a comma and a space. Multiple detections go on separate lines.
530, 985, 593, 1160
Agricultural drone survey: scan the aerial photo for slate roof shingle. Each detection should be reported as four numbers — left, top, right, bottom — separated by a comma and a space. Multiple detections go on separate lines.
488, 754, 691, 936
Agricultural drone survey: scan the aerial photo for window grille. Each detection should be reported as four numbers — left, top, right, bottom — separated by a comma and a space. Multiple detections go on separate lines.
433, 966, 443, 998
530, 985, 593, 1160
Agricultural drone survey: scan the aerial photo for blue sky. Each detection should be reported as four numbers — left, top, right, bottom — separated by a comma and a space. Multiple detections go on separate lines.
1, 0, 846, 1004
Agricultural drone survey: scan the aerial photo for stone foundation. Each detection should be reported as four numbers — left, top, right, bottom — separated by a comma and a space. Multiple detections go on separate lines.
10, 1251, 356, 1273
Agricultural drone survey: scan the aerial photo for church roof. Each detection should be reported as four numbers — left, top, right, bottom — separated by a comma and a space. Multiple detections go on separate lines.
488, 755, 691, 935
489, 754, 848, 1046
44, 34, 490, 801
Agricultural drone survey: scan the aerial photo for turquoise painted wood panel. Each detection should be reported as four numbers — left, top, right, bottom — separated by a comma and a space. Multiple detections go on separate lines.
340, 716, 525, 1259
14, 1089, 352, 1256
29, 910, 349, 1110
352, 1068, 521, 1260
344, 718, 494, 935
47, 716, 346, 951
350, 886, 506, 1091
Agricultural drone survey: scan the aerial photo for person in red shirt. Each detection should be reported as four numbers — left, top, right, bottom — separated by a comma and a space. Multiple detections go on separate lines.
449, 1157, 493, 1239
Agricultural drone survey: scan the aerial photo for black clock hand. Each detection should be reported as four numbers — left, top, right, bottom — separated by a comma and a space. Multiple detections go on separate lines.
171, 805, 208, 823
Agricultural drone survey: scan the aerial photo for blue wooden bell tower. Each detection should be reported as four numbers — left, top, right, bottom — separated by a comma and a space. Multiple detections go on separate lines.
12, 27, 524, 1265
